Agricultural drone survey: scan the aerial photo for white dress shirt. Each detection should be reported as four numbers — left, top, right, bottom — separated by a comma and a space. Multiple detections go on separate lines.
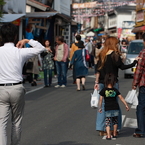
0, 40, 45, 83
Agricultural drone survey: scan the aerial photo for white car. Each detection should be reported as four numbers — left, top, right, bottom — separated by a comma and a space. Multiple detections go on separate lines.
124, 39, 144, 78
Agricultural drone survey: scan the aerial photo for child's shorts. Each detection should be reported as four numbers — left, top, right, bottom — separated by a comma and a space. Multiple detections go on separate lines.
105, 110, 119, 117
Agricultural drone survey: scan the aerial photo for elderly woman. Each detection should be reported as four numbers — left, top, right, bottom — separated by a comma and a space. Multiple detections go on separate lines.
71, 41, 88, 91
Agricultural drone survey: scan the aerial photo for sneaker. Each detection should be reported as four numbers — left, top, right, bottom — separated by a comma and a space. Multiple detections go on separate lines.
112, 136, 117, 140
55, 85, 60, 88
61, 85, 66, 88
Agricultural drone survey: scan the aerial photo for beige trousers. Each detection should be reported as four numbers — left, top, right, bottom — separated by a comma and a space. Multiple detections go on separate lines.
0, 84, 25, 145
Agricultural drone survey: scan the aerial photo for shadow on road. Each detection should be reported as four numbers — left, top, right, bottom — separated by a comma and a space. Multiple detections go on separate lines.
43, 141, 92, 145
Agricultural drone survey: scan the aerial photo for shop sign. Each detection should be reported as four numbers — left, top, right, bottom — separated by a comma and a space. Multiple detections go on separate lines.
12, 19, 21, 26
108, 17, 117, 28
136, 0, 144, 10
136, 11, 144, 22
72, 2, 97, 9
122, 21, 135, 29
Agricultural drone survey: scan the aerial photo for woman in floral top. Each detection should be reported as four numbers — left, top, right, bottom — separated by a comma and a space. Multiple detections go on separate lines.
41, 40, 54, 87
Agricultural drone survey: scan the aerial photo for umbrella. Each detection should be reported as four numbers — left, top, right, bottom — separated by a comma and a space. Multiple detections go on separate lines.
86, 31, 95, 36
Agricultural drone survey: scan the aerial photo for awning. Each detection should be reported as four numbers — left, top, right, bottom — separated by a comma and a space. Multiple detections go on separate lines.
132, 26, 145, 33
0, 14, 25, 23
26, 12, 58, 18
94, 28, 103, 32
71, 21, 78, 25
27, 0, 50, 11
56, 13, 72, 22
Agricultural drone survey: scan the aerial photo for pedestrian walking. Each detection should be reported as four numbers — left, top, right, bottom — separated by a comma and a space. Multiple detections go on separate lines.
54, 36, 69, 88
132, 33, 145, 138
84, 38, 93, 68
99, 73, 129, 140
41, 40, 54, 87
70, 41, 88, 91
70, 35, 81, 84
94, 36, 140, 136
0, 23, 45, 145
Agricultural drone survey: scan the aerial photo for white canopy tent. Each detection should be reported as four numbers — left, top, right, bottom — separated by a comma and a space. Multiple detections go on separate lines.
86, 31, 95, 36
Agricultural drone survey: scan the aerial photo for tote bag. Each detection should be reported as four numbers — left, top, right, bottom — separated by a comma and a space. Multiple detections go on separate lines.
125, 89, 136, 104
90, 89, 99, 109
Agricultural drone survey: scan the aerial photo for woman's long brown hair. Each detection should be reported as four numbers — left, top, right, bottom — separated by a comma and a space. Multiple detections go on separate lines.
98, 37, 121, 70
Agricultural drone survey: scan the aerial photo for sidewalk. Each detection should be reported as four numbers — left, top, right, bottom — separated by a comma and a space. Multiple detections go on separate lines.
23, 69, 72, 93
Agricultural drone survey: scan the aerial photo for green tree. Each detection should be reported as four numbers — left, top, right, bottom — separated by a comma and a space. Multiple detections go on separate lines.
0, 0, 5, 18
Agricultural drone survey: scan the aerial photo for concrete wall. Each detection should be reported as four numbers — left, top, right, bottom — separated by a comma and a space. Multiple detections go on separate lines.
3, 0, 26, 14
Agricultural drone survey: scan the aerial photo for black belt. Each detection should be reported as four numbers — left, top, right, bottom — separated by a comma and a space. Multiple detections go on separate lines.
0, 82, 22, 86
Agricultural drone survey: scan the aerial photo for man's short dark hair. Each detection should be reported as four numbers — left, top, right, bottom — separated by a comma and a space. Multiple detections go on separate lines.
0, 23, 18, 44
57, 36, 64, 42
75, 35, 81, 41
142, 33, 145, 42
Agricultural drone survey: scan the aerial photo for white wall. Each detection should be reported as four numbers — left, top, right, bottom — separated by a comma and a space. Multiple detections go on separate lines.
54, 0, 71, 16
117, 13, 133, 28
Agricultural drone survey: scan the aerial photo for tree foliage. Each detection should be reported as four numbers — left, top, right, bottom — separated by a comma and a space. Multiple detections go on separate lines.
0, 0, 5, 18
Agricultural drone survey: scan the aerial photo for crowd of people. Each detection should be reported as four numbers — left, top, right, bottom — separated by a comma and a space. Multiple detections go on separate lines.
0, 22, 145, 145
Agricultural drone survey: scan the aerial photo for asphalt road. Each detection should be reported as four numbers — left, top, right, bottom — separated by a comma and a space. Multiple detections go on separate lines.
7, 69, 144, 145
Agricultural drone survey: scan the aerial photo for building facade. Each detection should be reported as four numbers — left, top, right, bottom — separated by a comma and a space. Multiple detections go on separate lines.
105, 4, 136, 40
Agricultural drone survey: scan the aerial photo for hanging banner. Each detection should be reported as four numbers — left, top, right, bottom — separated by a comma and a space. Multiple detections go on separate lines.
117, 28, 122, 38
72, 2, 97, 9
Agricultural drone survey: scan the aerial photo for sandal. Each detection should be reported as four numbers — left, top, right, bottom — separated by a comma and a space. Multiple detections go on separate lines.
106, 136, 111, 140
133, 133, 143, 138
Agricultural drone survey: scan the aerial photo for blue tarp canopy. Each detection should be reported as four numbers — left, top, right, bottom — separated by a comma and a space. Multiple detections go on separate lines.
98, 33, 105, 36
0, 14, 25, 22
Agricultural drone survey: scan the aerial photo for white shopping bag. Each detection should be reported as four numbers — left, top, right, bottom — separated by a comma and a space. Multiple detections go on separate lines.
132, 92, 138, 106
125, 89, 136, 104
90, 89, 99, 109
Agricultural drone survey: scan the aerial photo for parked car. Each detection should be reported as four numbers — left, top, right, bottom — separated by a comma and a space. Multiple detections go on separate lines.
124, 39, 144, 78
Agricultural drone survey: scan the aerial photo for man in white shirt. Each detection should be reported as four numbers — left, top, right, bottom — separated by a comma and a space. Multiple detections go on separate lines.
0, 23, 45, 145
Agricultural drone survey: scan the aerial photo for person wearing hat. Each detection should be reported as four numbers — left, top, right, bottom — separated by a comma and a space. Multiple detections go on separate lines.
70, 41, 88, 91
70, 35, 82, 84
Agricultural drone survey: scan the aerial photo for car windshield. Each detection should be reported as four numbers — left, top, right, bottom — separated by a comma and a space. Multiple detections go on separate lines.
128, 42, 144, 54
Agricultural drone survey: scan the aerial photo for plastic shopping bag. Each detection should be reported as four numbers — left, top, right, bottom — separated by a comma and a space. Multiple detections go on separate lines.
125, 89, 136, 104
132, 92, 138, 106
90, 89, 99, 109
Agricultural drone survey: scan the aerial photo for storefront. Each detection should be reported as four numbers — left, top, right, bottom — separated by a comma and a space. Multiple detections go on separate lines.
1, 0, 26, 40
132, 0, 145, 39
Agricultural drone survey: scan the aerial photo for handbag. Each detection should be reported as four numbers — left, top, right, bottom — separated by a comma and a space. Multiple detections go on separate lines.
125, 89, 136, 104
90, 89, 99, 109
85, 50, 90, 61
26, 61, 33, 70
40, 51, 48, 58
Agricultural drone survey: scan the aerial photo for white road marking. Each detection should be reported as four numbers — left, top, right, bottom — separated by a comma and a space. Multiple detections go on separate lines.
123, 118, 137, 128
87, 75, 95, 78
26, 86, 44, 94
102, 135, 107, 140
26, 74, 72, 94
